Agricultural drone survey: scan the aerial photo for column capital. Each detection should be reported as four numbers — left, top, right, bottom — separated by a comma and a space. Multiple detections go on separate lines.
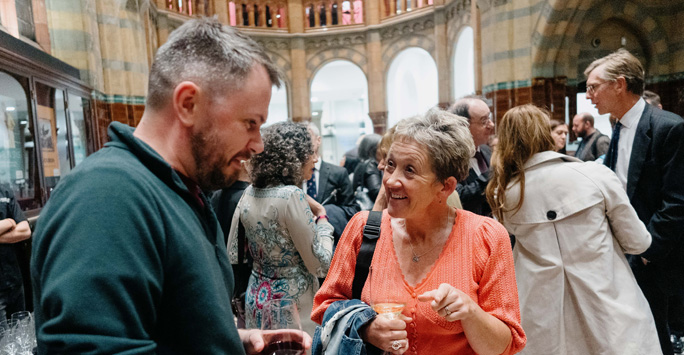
292, 116, 312, 123
369, 111, 388, 134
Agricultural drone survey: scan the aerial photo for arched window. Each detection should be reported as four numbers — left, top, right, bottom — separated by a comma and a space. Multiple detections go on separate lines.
386, 48, 438, 127
311, 60, 371, 163
452, 26, 475, 100
263, 82, 289, 127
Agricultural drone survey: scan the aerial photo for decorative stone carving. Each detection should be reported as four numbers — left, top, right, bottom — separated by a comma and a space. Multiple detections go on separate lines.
380, 16, 435, 40
304, 34, 366, 50
255, 38, 290, 51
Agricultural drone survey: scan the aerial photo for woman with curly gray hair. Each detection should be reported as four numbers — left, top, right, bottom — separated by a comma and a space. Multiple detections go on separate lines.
227, 122, 334, 337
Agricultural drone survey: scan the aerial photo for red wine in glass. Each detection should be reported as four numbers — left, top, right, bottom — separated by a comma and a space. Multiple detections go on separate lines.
260, 340, 305, 355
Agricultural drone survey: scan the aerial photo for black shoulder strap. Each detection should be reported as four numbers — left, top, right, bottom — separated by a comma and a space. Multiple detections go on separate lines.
352, 211, 382, 300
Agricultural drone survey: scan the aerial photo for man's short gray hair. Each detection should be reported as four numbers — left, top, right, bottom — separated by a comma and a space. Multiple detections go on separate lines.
146, 17, 281, 110
584, 48, 644, 96
304, 121, 321, 138
392, 107, 475, 182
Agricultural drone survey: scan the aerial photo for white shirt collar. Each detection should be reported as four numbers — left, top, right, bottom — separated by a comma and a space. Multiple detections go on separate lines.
314, 160, 321, 171
619, 98, 645, 129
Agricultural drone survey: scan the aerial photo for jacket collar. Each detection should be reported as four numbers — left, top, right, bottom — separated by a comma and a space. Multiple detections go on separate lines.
523, 151, 582, 170
627, 104, 653, 199
105, 122, 206, 209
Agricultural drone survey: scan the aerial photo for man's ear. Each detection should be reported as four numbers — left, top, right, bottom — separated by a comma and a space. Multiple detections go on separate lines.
614, 76, 628, 94
172, 81, 201, 128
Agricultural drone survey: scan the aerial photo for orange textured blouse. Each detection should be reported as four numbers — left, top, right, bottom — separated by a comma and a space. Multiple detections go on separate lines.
312, 210, 526, 355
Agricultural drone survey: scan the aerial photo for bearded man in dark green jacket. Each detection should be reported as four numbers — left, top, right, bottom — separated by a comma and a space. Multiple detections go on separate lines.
30, 18, 305, 354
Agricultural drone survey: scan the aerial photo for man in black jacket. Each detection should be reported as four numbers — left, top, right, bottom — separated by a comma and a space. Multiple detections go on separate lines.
304, 123, 358, 245
448, 96, 494, 216
586, 48, 684, 355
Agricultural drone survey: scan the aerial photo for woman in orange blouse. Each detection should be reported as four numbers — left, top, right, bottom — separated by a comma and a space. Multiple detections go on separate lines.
312, 108, 526, 355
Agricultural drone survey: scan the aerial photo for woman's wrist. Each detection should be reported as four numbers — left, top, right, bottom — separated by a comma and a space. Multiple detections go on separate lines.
315, 214, 329, 223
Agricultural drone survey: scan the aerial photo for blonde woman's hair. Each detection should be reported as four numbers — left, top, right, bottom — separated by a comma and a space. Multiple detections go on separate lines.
486, 104, 556, 223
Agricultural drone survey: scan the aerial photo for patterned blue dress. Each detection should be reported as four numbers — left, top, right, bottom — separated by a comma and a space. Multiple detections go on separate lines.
227, 185, 334, 336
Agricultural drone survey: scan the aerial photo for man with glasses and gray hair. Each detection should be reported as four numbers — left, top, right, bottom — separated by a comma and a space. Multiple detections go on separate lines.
585, 48, 684, 355
447, 95, 495, 216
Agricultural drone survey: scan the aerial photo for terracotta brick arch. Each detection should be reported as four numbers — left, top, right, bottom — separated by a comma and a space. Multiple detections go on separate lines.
531, 0, 668, 81
264, 49, 292, 85
306, 48, 368, 87
382, 34, 436, 81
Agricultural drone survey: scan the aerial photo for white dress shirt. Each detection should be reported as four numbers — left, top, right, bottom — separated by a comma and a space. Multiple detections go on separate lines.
615, 98, 646, 190
469, 147, 484, 176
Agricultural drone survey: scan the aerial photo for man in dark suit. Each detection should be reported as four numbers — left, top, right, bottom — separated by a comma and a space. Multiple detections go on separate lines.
586, 48, 684, 355
304, 123, 358, 244
448, 96, 494, 216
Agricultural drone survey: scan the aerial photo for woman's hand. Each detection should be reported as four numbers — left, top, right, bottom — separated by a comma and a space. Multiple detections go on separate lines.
306, 194, 326, 217
360, 314, 412, 354
418, 283, 512, 355
417, 283, 478, 322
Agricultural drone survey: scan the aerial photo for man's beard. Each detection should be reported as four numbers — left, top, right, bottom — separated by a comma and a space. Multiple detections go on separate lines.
190, 128, 241, 191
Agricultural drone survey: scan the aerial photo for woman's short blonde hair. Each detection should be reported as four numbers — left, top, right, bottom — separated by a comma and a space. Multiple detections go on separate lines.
392, 107, 475, 183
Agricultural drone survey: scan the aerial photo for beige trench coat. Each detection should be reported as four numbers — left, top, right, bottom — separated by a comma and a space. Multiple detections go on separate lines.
501, 151, 660, 355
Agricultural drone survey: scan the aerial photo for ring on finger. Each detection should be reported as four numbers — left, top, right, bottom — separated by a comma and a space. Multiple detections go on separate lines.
391, 340, 402, 351
444, 305, 452, 316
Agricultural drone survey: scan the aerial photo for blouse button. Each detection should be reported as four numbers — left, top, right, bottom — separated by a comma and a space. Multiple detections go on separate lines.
547, 210, 557, 220
411, 292, 417, 298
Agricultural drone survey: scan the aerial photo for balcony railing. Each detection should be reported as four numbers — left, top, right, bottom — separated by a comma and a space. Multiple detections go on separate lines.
228, 1, 289, 29
305, 1, 364, 29
163, 0, 209, 16
381, 0, 433, 20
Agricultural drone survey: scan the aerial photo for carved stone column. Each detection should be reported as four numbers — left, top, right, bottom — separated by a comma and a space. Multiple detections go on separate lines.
369, 111, 388, 134
287, 0, 304, 32
433, 7, 450, 105
365, 0, 380, 25
195, 0, 205, 16
325, 2, 332, 26
236, 3, 243, 25
472, 0, 482, 94
389, 0, 396, 16
367, 29, 386, 133
213, 0, 229, 24
248, 3, 255, 26
314, 2, 321, 27
290, 37, 310, 122
259, 4, 267, 27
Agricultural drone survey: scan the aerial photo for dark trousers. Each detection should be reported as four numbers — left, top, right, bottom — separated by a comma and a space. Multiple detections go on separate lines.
633, 262, 675, 355
670, 295, 684, 336
0, 284, 25, 321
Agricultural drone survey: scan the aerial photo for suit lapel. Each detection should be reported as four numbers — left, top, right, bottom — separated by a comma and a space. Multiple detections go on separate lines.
480, 145, 492, 166
317, 162, 331, 203
627, 105, 653, 200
